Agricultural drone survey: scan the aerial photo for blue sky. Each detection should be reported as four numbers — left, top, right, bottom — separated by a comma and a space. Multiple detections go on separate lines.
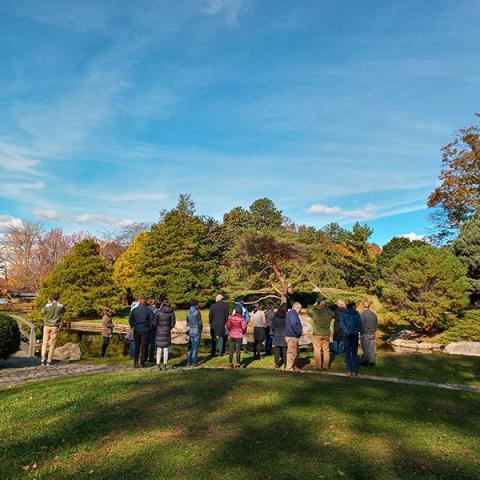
1, 0, 479, 245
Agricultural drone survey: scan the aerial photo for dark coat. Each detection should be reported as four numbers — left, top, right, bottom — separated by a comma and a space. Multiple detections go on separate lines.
129, 304, 154, 333
271, 311, 287, 347
285, 310, 303, 338
154, 306, 176, 348
209, 301, 228, 336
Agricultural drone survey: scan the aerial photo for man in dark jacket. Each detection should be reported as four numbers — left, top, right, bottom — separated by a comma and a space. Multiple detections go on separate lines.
209, 294, 228, 356
264, 305, 275, 355
340, 301, 362, 377
285, 302, 303, 371
129, 296, 154, 368
360, 301, 379, 366
333, 300, 346, 357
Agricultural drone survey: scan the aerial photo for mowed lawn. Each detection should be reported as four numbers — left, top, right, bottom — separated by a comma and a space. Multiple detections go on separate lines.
1, 369, 479, 480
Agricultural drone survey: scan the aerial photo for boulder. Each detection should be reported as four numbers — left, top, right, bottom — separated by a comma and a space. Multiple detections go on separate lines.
444, 342, 480, 357
172, 321, 189, 345
53, 342, 82, 361
390, 339, 419, 351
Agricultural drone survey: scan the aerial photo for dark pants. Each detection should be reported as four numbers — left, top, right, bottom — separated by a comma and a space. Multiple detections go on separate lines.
134, 331, 149, 366
344, 334, 359, 373
211, 328, 226, 355
148, 328, 156, 362
229, 338, 242, 365
274, 346, 287, 367
265, 328, 273, 355
101, 336, 110, 357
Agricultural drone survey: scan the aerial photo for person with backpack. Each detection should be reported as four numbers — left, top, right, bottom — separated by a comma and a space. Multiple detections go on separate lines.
41, 293, 66, 366
233, 300, 250, 352
153, 300, 176, 370
226, 305, 247, 368
186, 299, 203, 367
271, 303, 287, 369
340, 301, 363, 377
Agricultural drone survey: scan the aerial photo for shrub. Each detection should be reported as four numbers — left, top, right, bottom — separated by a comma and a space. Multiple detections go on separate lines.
0, 314, 21, 360
382, 245, 470, 334
432, 310, 480, 344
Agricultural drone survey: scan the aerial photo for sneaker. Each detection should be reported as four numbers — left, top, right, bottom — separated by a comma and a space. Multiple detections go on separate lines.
40, 360, 45, 367
235, 364, 241, 369
229, 363, 234, 369
46, 362, 51, 367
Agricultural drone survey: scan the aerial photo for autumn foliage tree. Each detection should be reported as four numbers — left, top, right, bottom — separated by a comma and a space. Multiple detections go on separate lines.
428, 114, 480, 241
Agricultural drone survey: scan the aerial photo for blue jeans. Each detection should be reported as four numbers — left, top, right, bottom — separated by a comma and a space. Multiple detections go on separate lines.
332, 340, 344, 356
344, 334, 359, 373
265, 334, 273, 355
188, 334, 201, 365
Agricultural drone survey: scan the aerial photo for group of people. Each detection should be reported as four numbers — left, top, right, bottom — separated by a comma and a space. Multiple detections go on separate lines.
125, 294, 378, 375
40, 291, 378, 376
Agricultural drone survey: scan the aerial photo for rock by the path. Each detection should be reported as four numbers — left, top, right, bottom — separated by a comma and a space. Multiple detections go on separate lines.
390, 339, 443, 354
53, 343, 82, 362
444, 342, 480, 357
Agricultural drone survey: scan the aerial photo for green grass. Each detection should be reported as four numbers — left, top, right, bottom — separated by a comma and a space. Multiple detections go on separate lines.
78, 343, 480, 387
1, 369, 479, 479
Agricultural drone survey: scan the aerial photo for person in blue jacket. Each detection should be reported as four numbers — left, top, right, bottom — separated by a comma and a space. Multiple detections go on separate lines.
340, 301, 363, 377
285, 302, 303, 371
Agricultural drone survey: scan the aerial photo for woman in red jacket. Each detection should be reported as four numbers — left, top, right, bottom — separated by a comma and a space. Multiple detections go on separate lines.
226, 305, 247, 368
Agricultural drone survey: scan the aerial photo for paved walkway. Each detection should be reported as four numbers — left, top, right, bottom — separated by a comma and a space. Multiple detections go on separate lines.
0, 362, 133, 389
1, 360, 479, 393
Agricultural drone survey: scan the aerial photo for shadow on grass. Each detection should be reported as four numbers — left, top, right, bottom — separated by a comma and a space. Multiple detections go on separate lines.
1, 368, 480, 480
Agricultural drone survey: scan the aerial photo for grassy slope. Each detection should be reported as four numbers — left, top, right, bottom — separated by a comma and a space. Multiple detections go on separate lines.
81, 344, 480, 387
1, 369, 479, 480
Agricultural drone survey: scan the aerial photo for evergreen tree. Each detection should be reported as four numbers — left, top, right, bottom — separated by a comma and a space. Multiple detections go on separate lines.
382, 245, 469, 334
377, 236, 426, 274
139, 195, 219, 306
36, 239, 122, 320
451, 212, 480, 301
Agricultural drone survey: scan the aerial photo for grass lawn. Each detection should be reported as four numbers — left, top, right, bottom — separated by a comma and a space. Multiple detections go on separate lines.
1, 369, 479, 479
80, 343, 480, 387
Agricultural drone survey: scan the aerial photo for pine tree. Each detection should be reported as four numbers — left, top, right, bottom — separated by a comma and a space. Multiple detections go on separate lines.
36, 239, 122, 320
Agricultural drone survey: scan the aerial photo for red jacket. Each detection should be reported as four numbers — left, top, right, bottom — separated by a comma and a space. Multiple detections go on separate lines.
226, 313, 247, 339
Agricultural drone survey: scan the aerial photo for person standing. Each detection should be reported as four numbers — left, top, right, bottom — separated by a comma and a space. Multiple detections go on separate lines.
340, 301, 363, 377
264, 304, 275, 355
187, 299, 203, 367
360, 301, 379, 366
41, 293, 65, 366
252, 303, 267, 360
285, 302, 303, 372
332, 300, 346, 357
147, 299, 159, 363
307, 300, 334, 370
101, 306, 114, 357
226, 305, 247, 368
129, 296, 154, 368
209, 294, 228, 356
271, 303, 287, 369
154, 300, 176, 370
233, 300, 250, 353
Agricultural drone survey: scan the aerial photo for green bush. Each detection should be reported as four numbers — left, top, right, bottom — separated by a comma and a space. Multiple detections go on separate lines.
432, 310, 480, 344
0, 314, 21, 360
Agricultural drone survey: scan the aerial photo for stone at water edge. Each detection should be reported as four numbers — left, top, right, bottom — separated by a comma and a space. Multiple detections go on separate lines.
53, 343, 82, 361
444, 342, 480, 357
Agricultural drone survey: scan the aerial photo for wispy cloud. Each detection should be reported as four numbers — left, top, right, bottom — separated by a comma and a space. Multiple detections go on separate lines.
0, 215, 23, 234
31, 209, 63, 220
72, 213, 135, 227
307, 203, 376, 220
199, 0, 248, 25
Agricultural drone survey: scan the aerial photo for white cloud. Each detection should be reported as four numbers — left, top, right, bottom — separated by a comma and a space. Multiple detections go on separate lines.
72, 213, 135, 227
307, 203, 376, 220
0, 215, 22, 234
401, 232, 427, 241
31, 209, 62, 220
199, 0, 247, 24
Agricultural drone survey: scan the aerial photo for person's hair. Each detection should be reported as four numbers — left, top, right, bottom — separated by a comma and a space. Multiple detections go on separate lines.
277, 303, 288, 314
215, 294, 224, 302
235, 305, 243, 315
292, 302, 302, 309
316, 300, 326, 308
52, 292, 60, 302
347, 300, 356, 309
254, 302, 261, 310
337, 299, 346, 308
149, 298, 157, 305
161, 300, 170, 308
190, 299, 199, 307
363, 301, 370, 308
103, 306, 111, 314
